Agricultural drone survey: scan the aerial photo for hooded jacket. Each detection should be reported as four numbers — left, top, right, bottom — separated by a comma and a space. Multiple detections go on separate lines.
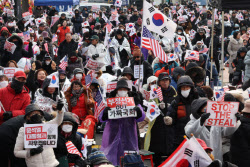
2, 35, 33, 66
244, 50, 250, 82
87, 42, 107, 64
54, 112, 82, 164
57, 39, 78, 65
185, 98, 240, 161
56, 26, 71, 45
71, 10, 83, 34
64, 86, 95, 121
0, 83, 30, 125
67, 57, 84, 79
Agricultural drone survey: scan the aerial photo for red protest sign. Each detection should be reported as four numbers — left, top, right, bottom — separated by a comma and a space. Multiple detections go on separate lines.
107, 97, 136, 119
85, 59, 105, 71
205, 101, 239, 127
4, 68, 24, 78
106, 82, 117, 93
4, 40, 16, 54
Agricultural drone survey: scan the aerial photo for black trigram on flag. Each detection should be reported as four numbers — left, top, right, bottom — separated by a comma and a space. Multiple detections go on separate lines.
184, 148, 193, 157
194, 160, 199, 167
148, 7, 155, 13
161, 26, 168, 33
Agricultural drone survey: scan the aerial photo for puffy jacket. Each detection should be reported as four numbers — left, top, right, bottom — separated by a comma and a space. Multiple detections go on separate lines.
0, 84, 30, 125
57, 39, 78, 65
71, 13, 83, 34
87, 43, 107, 64
56, 26, 71, 45
153, 57, 179, 77
14, 112, 64, 167
244, 51, 250, 82
67, 57, 84, 79
65, 86, 95, 121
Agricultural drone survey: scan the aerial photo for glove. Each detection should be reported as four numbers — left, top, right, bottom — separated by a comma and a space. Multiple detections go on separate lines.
164, 64, 169, 70
235, 112, 241, 121
102, 107, 111, 121
3, 111, 12, 121
75, 157, 88, 167
30, 145, 43, 156
92, 54, 99, 60
164, 116, 173, 125
159, 102, 165, 109
208, 159, 222, 167
200, 113, 211, 126
56, 99, 64, 111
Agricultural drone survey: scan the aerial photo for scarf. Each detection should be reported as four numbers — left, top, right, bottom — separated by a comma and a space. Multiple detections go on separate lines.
70, 87, 84, 107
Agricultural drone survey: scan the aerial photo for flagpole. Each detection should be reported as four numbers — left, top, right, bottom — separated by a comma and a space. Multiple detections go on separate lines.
0, 101, 6, 113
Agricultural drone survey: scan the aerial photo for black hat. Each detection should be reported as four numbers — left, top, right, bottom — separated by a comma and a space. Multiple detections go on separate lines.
224, 93, 236, 102
73, 68, 84, 75
58, 69, 66, 75
238, 47, 247, 53
177, 75, 194, 90
115, 79, 130, 91
159, 72, 170, 81
24, 104, 44, 119
61, 13, 66, 17
122, 67, 135, 80
88, 151, 110, 165
116, 29, 123, 35
44, 53, 52, 60
185, 62, 206, 83
109, 47, 115, 54
172, 67, 185, 81
69, 51, 78, 58
39, 23, 46, 27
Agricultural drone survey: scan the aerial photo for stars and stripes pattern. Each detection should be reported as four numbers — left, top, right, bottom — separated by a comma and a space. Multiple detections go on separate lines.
85, 70, 95, 88
155, 87, 163, 102
142, 26, 168, 63
94, 89, 106, 120
66, 141, 82, 157
59, 56, 68, 70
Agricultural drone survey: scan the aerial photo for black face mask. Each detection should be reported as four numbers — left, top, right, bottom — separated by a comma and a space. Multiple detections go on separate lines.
11, 79, 25, 94
26, 114, 43, 124
59, 78, 66, 82
13, 41, 19, 46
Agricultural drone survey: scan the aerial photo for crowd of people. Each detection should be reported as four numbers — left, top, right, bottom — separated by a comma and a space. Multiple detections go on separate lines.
1, 0, 250, 166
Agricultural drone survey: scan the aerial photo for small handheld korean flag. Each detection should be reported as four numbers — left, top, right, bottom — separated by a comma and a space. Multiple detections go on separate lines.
185, 50, 199, 61
168, 53, 178, 62
114, 0, 122, 7
143, 0, 177, 39
47, 71, 59, 88
146, 101, 161, 122
82, 21, 89, 27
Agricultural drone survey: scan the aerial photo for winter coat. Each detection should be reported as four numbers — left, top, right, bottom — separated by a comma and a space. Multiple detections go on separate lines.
66, 57, 84, 79
145, 86, 177, 155
87, 43, 107, 64
41, 60, 57, 75
0, 84, 30, 125
51, 17, 67, 34
79, 115, 97, 139
129, 14, 140, 23
99, 90, 145, 166
33, 7, 43, 18
244, 51, 250, 82
130, 57, 153, 85
185, 98, 240, 161
57, 39, 78, 65
192, 33, 206, 45
54, 112, 82, 164
232, 55, 245, 72
202, 54, 219, 86
2, 35, 33, 66
65, 86, 95, 121
111, 36, 131, 63
153, 57, 179, 77
14, 112, 64, 167
230, 117, 250, 167
56, 26, 71, 45
71, 15, 83, 34
227, 37, 243, 73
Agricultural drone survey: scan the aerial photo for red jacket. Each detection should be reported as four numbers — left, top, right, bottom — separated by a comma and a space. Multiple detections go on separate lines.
79, 115, 97, 139
56, 26, 71, 45
0, 84, 30, 125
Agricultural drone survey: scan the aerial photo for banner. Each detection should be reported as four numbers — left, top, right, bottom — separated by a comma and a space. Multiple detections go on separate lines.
185, 50, 199, 61
22, 12, 32, 20
106, 81, 117, 93
24, 124, 58, 148
134, 65, 143, 79
205, 101, 239, 127
141, 88, 150, 101
107, 97, 136, 119
4, 68, 24, 78
4, 40, 16, 54
85, 59, 105, 71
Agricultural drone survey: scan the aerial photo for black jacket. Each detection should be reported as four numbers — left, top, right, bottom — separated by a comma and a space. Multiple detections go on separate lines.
192, 33, 206, 45
57, 39, 78, 65
42, 60, 57, 75
230, 116, 250, 167
25, 69, 43, 100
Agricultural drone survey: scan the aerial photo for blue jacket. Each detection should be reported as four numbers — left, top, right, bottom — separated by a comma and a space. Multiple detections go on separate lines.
170, 76, 178, 91
154, 61, 179, 75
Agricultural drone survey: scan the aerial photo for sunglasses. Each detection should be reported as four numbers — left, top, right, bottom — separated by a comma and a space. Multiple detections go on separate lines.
135, 56, 140, 58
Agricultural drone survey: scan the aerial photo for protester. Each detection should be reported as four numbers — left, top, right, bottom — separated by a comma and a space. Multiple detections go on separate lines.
87, 35, 106, 64
66, 51, 84, 79
56, 20, 71, 45
71, 9, 83, 34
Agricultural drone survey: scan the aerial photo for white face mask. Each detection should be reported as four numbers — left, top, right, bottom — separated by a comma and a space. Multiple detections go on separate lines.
62, 124, 73, 133
117, 90, 128, 97
177, 31, 182, 35
45, 61, 50, 65
181, 89, 191, 98
0, 81, 8, 88
75, 74, 82, 80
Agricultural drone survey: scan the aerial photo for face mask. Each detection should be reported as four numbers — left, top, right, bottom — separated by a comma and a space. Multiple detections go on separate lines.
1, 31, 8, 36
181, 89, 191, 98
75, 74, 82, 80
62, 124, 73, 133
27, 114, 43, 124
13, 41, 19, 46
11, 79, 25, 94
117, 90, 128, 97
70, 57, 77, 62
120, 28, 124, 31
177, 31, 182, 35
45, 61, 50, 65
215, 22, 219, 25
0, 81, 8, 88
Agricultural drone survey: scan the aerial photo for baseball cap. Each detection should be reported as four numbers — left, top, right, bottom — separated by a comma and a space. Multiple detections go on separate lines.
196, 138, 213, 152
14, 71, 27, 79
158, 72, 170, 81
90, 35, 99, 40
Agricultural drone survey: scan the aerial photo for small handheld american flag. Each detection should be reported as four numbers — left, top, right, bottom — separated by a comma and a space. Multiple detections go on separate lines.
94, 88, 105, 120
59, 56, 68, 70
85, 70, 95, 88
66, 141, 82, 157
155, 87, 163, 102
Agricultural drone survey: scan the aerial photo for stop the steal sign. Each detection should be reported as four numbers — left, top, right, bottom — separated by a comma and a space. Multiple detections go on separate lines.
205, 101, 239, 127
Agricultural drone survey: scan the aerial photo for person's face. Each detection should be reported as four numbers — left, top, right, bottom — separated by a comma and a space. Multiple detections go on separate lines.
39, 36, 44, 42
148, 80, 157, 87
47, 87, 56, 94
118, 88, 128, 91
181, 85, 191, 91
73, 84, 81, 91
90, 85, 95, 90
39, 26, 45, 31
159, 79, 170, 89
37, 71, 46, 80
16, 77, 26, 83
244, 40, 248, 46
134, 11, 138, 15
242, 30, 246, 34
26, 111, 42, 120
237, 33, 241, 39
91, 39, 98, 45
65, 34, 72, 42
8, 62, 16, 67
199, 32, 204, 36
117, 34, 122, 39
60, 74, 66, 80
124, 74, 132, 80
232, 13, 236, 17
240, 52, 246, 57
61, 16, 66, 19
62, 21, 67, 27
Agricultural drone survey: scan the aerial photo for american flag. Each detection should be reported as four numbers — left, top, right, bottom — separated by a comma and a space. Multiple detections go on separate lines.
44, 42, 49, 53
94, 89, 106, 120
142, 26, 168, 63
106, 20, 112, 33
59, 56, 68, 70
66, 141, 82, 157
155, 87, 163, 102
85, 70, 95, 88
